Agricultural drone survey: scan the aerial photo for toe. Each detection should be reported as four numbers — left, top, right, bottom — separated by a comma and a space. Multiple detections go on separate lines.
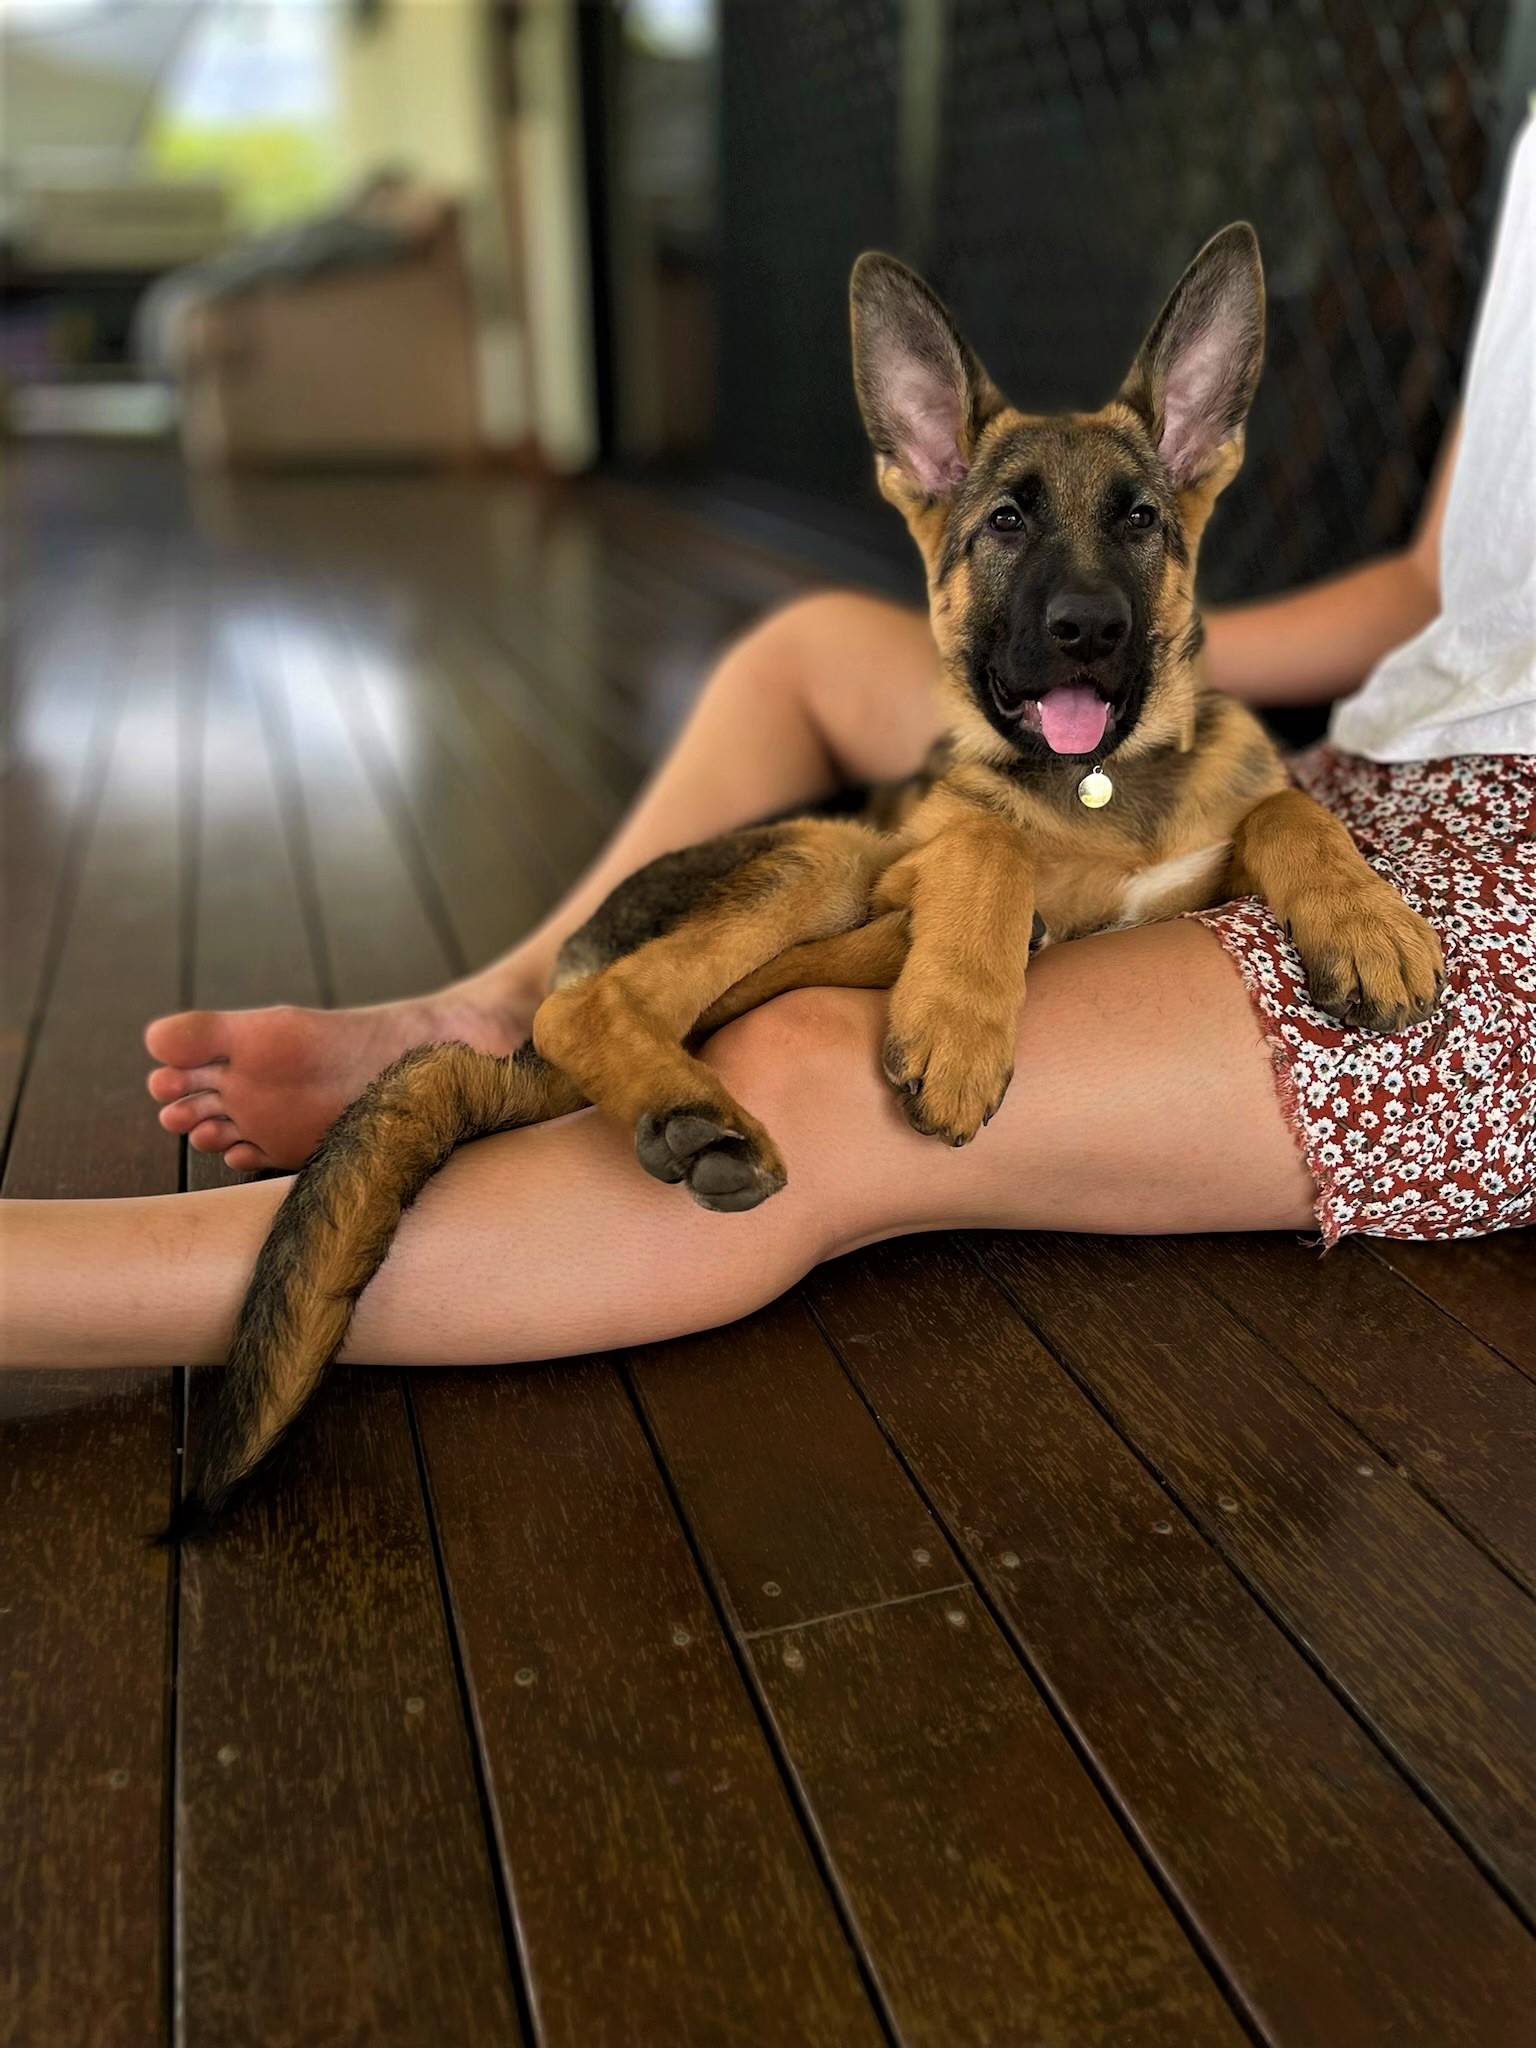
148, 1060, 226, 1104
636, 1112, 691, 1183
188, 1117, 237, 1153
692, 1178, 780, 1214
636, 1108, 744, 1184
663, 1114, 735, 1161
689, 1148, 787, 1213
159, 1091, 223, 1135
144, 1009, 229, 1067
688, 1138, 758, 1198
881, 1036, 918, 1090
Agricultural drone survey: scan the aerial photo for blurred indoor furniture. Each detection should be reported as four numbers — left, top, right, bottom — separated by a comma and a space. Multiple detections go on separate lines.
14, 171, 229, 274
0, 163, 231, 408
178, 197, 480, 469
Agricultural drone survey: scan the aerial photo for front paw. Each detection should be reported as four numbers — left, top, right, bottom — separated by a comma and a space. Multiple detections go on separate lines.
635, 1105, 787, 1212
1291, 885, 1444, 1033
882, 1012, 1014, 1146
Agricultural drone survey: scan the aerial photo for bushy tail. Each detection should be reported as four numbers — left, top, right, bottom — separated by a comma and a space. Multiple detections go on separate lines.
160, 1041, 584, 1541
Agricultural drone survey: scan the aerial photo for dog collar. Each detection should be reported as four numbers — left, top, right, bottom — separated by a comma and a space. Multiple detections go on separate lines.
1077, 769, 1114, 809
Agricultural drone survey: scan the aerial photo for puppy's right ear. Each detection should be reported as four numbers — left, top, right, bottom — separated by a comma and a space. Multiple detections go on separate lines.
851, 253, 998, 500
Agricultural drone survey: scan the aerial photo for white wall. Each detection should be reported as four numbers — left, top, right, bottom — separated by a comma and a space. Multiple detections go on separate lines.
337, 0, 595, 466
337, 0, 492, 196
506, 0, 597, 470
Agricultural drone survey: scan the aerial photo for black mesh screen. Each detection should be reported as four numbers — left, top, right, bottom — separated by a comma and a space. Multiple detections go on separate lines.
716, 0, 904, 504
711, 0, 1522, 600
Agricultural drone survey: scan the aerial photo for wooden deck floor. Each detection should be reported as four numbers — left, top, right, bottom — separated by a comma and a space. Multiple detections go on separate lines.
3, 448, 1534, 2048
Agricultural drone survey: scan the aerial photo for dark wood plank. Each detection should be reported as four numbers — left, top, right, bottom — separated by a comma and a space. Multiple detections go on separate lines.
979, 1232, 1536, 1921
0, 1368, 174, 2048
592, 478, 820, 616
336, 483, 647, 811
2, 570, 182, 1195
3, 585, 183, 1199
190, 575, 325, 1014
524, 532, 751, 752
304, 480, 646, 840
318, 580, 548, 973
753, 1587, 1245, 2046
1, 572, 184, 2048
434, 493, 673, 794
176, 1376, 522, 2048
1170, 1234, 1536, 1590
411, 1360, 885, 2048
629, 1295, 960, 1634
176, 565, 520, 2042
466, 605, 643, 813
0, 557, 124, 1144
411, 613, 614, 882
323, 571, 597, 908
260, 594, 459, 1005
184, 573, 325, 1195
1372, 1233, 1535, 1381
632, 1299, 1245, 2044
808, 1238, 1536, 2047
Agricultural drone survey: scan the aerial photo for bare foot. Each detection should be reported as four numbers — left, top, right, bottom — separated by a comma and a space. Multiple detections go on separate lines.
145, 974, 539, 1172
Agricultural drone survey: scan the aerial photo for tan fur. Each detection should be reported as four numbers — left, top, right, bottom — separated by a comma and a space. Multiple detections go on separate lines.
869, 787, 1035, 1142
534, 819, 896, 1205
694, 912, 913, 1039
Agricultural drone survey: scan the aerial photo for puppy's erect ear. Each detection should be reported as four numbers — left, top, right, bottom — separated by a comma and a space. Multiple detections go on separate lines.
851, 253, 999, 499
1120, 223, 1265, 489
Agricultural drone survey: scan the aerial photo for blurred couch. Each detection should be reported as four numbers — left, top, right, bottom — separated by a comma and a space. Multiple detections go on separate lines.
175, 190, 480, 470
10, 170, 229, 273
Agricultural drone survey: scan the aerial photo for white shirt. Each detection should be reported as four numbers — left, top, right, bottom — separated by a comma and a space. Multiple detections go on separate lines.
1330, 116, 1536, 762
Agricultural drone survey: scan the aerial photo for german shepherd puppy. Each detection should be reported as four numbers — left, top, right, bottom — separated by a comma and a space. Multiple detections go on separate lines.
165, 224, 1443, 1536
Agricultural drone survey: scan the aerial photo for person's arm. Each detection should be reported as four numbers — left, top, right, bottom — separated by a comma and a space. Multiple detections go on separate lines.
1203, 418, 1459, 707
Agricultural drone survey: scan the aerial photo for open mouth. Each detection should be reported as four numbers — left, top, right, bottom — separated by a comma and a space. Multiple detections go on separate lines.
988, 669, 1115, 756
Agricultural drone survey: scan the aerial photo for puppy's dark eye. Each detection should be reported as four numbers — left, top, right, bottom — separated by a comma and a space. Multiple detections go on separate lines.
988, 506, 1023, 533
1126, 504, 1158, 532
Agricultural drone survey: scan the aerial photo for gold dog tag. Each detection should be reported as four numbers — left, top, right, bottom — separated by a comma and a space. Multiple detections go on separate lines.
1077, 770, 1114, 809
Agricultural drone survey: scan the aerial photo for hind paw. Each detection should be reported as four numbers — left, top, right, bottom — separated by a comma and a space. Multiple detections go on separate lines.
635, 1107, 787, 1212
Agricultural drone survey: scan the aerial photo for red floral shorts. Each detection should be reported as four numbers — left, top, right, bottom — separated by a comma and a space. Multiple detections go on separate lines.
1188, 744, 1536, 1245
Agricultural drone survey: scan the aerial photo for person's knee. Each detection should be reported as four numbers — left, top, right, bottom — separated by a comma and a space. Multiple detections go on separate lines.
740, 589, 883, 681
703, 989, 888, 1254
702, 986, 883, 1126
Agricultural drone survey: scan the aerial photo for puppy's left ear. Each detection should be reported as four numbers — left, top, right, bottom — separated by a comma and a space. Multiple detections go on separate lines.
1120, 223, 1265, 489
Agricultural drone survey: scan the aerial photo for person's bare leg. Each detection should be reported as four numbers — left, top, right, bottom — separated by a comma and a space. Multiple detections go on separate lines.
11, 922, 1313, 1374
145, 592, 938, 1172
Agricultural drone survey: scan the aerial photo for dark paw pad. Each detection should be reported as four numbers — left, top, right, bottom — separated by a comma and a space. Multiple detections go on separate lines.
635, 1107, 786, 1213
635, 1111, 693, 1182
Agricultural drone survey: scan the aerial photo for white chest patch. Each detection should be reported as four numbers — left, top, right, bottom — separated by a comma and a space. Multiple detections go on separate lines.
1117, 841, 1232, 926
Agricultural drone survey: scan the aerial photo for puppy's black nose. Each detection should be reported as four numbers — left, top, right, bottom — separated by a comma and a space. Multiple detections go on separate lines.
1045, 587, 1131, 664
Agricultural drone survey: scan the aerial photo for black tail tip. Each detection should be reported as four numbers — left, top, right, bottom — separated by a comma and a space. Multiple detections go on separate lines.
149, 1492, 223, 1548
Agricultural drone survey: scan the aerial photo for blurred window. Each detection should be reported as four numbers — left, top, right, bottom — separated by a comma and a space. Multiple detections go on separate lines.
147, 0, 342, 227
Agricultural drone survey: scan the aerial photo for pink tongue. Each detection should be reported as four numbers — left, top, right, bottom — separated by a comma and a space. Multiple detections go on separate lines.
1038, 685, 1109, 755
